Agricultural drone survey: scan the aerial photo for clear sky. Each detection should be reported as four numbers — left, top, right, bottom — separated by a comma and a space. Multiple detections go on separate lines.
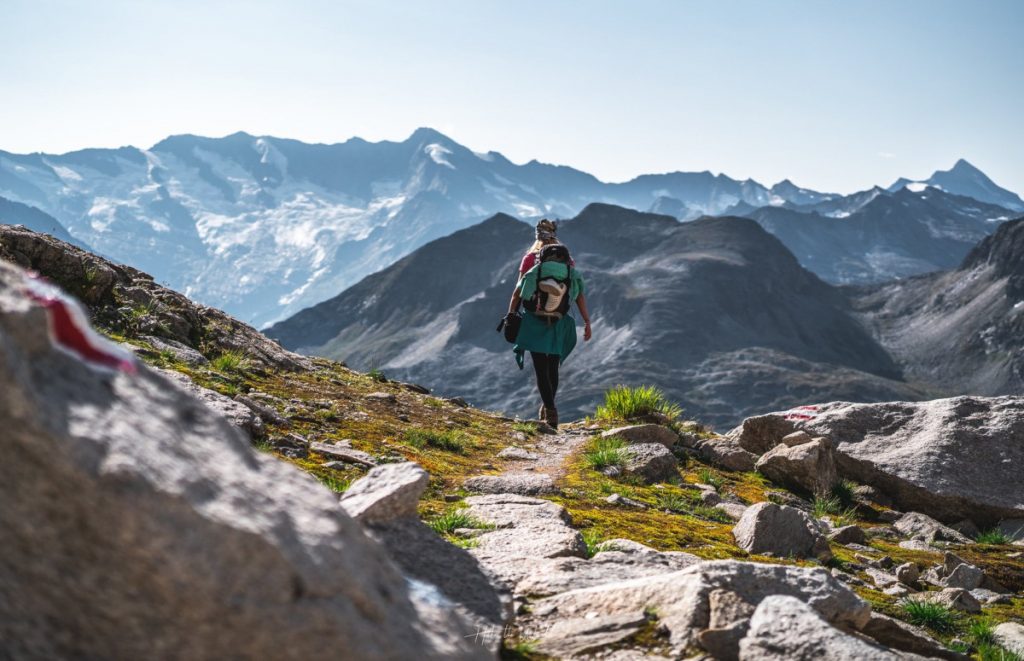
2, 0, 1022, 194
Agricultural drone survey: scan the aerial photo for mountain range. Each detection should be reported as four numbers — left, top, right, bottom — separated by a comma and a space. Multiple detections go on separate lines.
2, 129, 1020, 327
268, 203, 1024, 428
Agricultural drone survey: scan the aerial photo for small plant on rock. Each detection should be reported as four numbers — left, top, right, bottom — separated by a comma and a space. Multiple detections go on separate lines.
901, 599, 957, 633
976, 528, 1010, 545
595, 384, 682, 422
367, 367, 387, 382
584, 437, 628, 471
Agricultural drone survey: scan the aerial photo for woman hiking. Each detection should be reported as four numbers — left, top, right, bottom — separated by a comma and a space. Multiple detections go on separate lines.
505, 219, 591, 429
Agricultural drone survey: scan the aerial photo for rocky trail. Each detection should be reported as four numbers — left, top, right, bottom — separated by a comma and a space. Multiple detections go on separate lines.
3, 225, 1024, 660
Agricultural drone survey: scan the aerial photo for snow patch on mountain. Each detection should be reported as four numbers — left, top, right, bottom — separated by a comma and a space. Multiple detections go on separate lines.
424, 144, 455, 169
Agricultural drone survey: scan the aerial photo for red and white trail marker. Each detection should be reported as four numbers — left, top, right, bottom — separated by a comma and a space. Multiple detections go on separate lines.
23, 274, 137, 374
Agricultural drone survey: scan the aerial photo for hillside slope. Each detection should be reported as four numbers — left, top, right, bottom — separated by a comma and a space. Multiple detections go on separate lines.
851, 218, 1024, 395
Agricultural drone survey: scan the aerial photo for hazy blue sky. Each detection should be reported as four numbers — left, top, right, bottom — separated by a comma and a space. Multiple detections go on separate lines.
2, 0, 1022, 193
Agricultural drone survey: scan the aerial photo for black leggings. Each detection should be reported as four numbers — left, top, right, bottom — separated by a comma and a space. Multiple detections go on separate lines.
530, 352, 560, 409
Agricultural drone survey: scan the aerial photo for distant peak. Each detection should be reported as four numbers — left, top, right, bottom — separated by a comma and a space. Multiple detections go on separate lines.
408, 127, 450, 143
951, 158, 978, 172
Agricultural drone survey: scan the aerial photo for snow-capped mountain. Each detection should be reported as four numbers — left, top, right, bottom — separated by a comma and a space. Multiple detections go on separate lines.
0, 129, 831, 326
888, 158, 1024, 212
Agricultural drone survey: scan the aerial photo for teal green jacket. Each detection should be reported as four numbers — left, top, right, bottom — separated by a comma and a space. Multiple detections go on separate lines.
513, 262, 586, 368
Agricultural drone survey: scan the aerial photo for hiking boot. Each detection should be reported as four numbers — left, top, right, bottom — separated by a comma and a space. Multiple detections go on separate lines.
545, 407, 559, 429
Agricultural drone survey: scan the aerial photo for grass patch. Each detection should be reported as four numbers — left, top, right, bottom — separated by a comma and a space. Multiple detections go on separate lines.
656, 491, 697, 512
830, 479, 857, 507
696, 467, 723, 490
969, 617, 997, 647
691, 505, 735, 524
512, 421, 538, 435
901, 599, 957, 633
501, 638, 539, 660
315, 472, 351, 493
595, 384, 682, 422
581, 528, 605, 558
812, 494, 859, 525
404, 428, 471, 453
977, 528, 1011, 545
978, 644, 1024, 661
212, 350, 246, 372
427, 508, 493, 535
583, 436, 629, 471
367, 367, 387, 382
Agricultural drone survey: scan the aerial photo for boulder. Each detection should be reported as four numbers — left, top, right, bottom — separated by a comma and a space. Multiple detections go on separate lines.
999, 519, 1024, 545
738, 595, 907, 660
781, 430, 815, 446
622, 443, 678, 483
514, 540, 701, 598
894, 512, 972, 545
733, 503, 831, 561
310, 442, 377, 467
695, 436, 758, 472
715, 502, 749, 521
339, 462, 428, 523
463, 472, 556, 496
530, 560, 870, 654
756, 438, 838, 495
894, 562, 920, 586
496, 446, 540, 461
727, 414, 797, 455
792, 397, 1024, 525
0, 260, 482, 659
158, 368, 264, 439
535, 612, 649, 658
863, 611, 971, 660
464, 494, 586, 591
943, 562, 983, 591
993, 622, 1024, 656
828, 525, 867, 546
601, 424, 679, 448
141, 334, 208, 365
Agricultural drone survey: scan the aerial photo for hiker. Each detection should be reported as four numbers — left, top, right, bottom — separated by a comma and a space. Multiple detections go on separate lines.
504, 219, 591, 429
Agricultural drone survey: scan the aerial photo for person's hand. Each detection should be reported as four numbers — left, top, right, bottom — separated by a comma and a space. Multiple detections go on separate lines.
583, 321, 592, 341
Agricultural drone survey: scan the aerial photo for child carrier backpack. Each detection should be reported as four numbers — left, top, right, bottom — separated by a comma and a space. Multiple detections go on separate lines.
524, 244, 573, 320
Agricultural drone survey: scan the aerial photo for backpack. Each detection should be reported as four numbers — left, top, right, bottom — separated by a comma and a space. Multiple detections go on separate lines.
523, 244, 573, 319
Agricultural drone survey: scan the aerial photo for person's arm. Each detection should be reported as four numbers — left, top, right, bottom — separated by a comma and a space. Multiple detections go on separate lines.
576, 293, 592, 341
508, 289, 522, 315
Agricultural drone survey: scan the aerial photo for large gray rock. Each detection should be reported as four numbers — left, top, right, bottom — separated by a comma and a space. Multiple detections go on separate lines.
733, 503, 831, 561
994, 622, 1024, 655
738, 595, 909, 660
601, 424, 679, 448
339, 462, 428, 523
529, 560, 870, 654
465, 494, 586, 591
340, 466, 509, 652
728, 414, 798, 455
894, 512, 972, 545
158, 367, 264, 439
696, 436, 758, 472
622, 442, 678, 483
0, 260, 482, 660
791, 397, 1024, 526
463, 472, 556, 496
861, 612, 968, 661
999, 519, 1024, 545
514, 540, 702, 598
755, 438, 838, 496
